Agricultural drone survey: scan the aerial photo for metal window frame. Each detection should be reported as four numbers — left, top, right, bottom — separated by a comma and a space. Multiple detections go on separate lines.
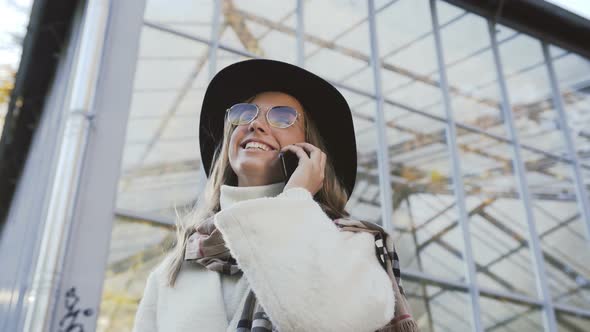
368, 0, 395, 234
541, 42, 590, 241
142, 20, 587, 174
487, 18, 558, 332
47, 0, 590, 330
296, 0, 305, 67
196, 0, 223, 193
429, 0, 484, 330
142, 11, 590, 323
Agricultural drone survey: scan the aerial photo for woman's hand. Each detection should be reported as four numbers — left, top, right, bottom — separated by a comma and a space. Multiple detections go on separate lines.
281, 142, 326, 196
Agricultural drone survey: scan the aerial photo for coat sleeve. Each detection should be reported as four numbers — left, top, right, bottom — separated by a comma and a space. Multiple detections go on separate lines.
132, 270, 159, 332
214, 187, 396, 332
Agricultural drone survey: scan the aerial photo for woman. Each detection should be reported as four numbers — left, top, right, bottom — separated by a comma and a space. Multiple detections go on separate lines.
132, 59, 417, 332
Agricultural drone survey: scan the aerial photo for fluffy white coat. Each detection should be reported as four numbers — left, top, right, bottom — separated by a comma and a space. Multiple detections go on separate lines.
132, 186, 395, 332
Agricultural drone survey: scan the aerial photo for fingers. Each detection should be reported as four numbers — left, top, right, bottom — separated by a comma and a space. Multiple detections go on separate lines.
282, 142, 326, 173
294, 142, 326, 181
293, 142, 323, 163
281, 144, 310, 162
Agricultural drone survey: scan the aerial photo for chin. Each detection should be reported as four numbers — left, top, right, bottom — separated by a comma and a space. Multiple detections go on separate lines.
234, 161, 282, 183
238, 160, 270, 173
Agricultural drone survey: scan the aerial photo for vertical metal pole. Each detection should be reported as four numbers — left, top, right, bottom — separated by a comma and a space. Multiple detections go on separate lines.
296, 0, 305, 67
542, 42, 590, 241
429, 0, 483, 330
367, 0, 394, 233
208, 0, 221, 80
198, 0, 223, 191
23, 1, 112, 330
488, 20, 558, 332
0, 4, 85, 331
26, 0, 146, 330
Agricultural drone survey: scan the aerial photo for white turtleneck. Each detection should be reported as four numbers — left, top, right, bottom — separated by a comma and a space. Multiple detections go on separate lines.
219, 182, 286, 210
217, 182, 286, 323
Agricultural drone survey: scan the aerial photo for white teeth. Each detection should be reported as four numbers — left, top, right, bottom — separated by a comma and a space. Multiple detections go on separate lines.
244, 141, 271, 151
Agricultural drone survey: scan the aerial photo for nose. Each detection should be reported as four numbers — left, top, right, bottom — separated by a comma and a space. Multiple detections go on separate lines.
248, 107, 270, 133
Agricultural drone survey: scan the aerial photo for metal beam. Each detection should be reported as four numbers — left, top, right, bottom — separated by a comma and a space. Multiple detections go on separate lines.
430, 1, 483, 330
368, 0, 394, 232
542, 42, 590, 241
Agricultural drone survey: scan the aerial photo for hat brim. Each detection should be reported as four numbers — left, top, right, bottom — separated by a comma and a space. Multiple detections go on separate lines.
199, 59, 357, 197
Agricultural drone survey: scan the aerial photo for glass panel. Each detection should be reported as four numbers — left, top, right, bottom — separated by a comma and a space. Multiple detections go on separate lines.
556, 311, 590, 332
382, 103, 467, 282
98, 217, 174, 331
121, 26, 209, 217
549, 45, 590, 196
438, 6, 516, 136
304, 0, 373, 92
434, 5, 538, 297
144, 0, 214, 37
376, 0, 464, 118
220, 0, 298, 63
345, 90, 383, 223
402, 279, 473, 332
497, 28, 590, 310
498, 32, 569, 157
528, 161, 590, 309
97, 1, 590, 330
458, 133, 538, 296
480, 295, 544, 331
99, 13, 215, 329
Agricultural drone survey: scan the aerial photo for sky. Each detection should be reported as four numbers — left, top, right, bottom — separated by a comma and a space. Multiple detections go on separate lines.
0, 0, 31, 80
546, 0, 590, 19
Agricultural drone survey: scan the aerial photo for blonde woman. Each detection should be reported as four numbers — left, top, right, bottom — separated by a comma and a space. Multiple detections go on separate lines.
132, 59, 417, 332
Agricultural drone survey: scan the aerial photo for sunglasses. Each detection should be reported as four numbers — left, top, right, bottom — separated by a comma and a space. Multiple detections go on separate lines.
225, 103, 301, 129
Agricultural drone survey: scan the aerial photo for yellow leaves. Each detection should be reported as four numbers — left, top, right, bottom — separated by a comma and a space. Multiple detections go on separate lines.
430, 170, 444, 183
400, 167, 421, 181
0, 78, 14, 105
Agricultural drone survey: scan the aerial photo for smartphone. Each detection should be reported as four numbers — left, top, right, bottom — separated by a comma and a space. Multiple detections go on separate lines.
279, 149, 310, 181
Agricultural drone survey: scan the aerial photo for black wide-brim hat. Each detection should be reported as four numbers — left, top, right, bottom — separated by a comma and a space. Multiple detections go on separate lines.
199, 59, 357, 196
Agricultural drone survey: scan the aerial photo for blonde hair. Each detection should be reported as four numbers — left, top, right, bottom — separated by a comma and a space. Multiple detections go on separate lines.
166, 93, 350, 286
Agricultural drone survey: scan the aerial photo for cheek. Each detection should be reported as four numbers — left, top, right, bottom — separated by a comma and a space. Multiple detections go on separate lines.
296, 123, 306, 141
277, 128, 306, 146
228, 128, 243, 161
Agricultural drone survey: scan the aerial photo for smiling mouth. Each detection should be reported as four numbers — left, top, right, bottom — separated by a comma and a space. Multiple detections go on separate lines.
241, 141, 277, 152
241, 148, 275, 152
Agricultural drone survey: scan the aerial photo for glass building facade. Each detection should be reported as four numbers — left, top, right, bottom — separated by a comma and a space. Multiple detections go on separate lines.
2, 0, 589, 331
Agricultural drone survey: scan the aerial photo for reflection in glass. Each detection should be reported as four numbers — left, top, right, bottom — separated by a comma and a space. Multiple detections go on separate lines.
304, 0, 373, 92
98, 217, 174, 331
437, 6, 538, 297
381, 103, 467, 282
345, 91, 382, 223
402, 279, 472, 332
95, 0, 590, 329
480, 295, 544, 331
556, 311, 590, 332
498, 29, 590, 310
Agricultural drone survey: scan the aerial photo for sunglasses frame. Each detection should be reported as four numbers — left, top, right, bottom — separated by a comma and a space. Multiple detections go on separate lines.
225, 103, 301, 129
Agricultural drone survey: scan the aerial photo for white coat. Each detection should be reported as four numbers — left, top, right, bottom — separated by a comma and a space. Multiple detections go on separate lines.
132, 183, 395, 332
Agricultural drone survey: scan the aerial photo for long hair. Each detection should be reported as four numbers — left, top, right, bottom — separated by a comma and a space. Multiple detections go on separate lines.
166, 93, 350, 286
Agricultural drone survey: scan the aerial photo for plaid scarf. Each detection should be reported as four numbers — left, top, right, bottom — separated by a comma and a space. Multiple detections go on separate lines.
185, 216, 418, 332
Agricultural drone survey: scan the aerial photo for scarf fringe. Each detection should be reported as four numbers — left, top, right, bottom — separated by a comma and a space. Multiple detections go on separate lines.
377, 317, 419, 332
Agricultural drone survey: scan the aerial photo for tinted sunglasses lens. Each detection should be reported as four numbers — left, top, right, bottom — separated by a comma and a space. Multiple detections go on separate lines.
227, 103, 258, 125
268, 106, 297, 128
